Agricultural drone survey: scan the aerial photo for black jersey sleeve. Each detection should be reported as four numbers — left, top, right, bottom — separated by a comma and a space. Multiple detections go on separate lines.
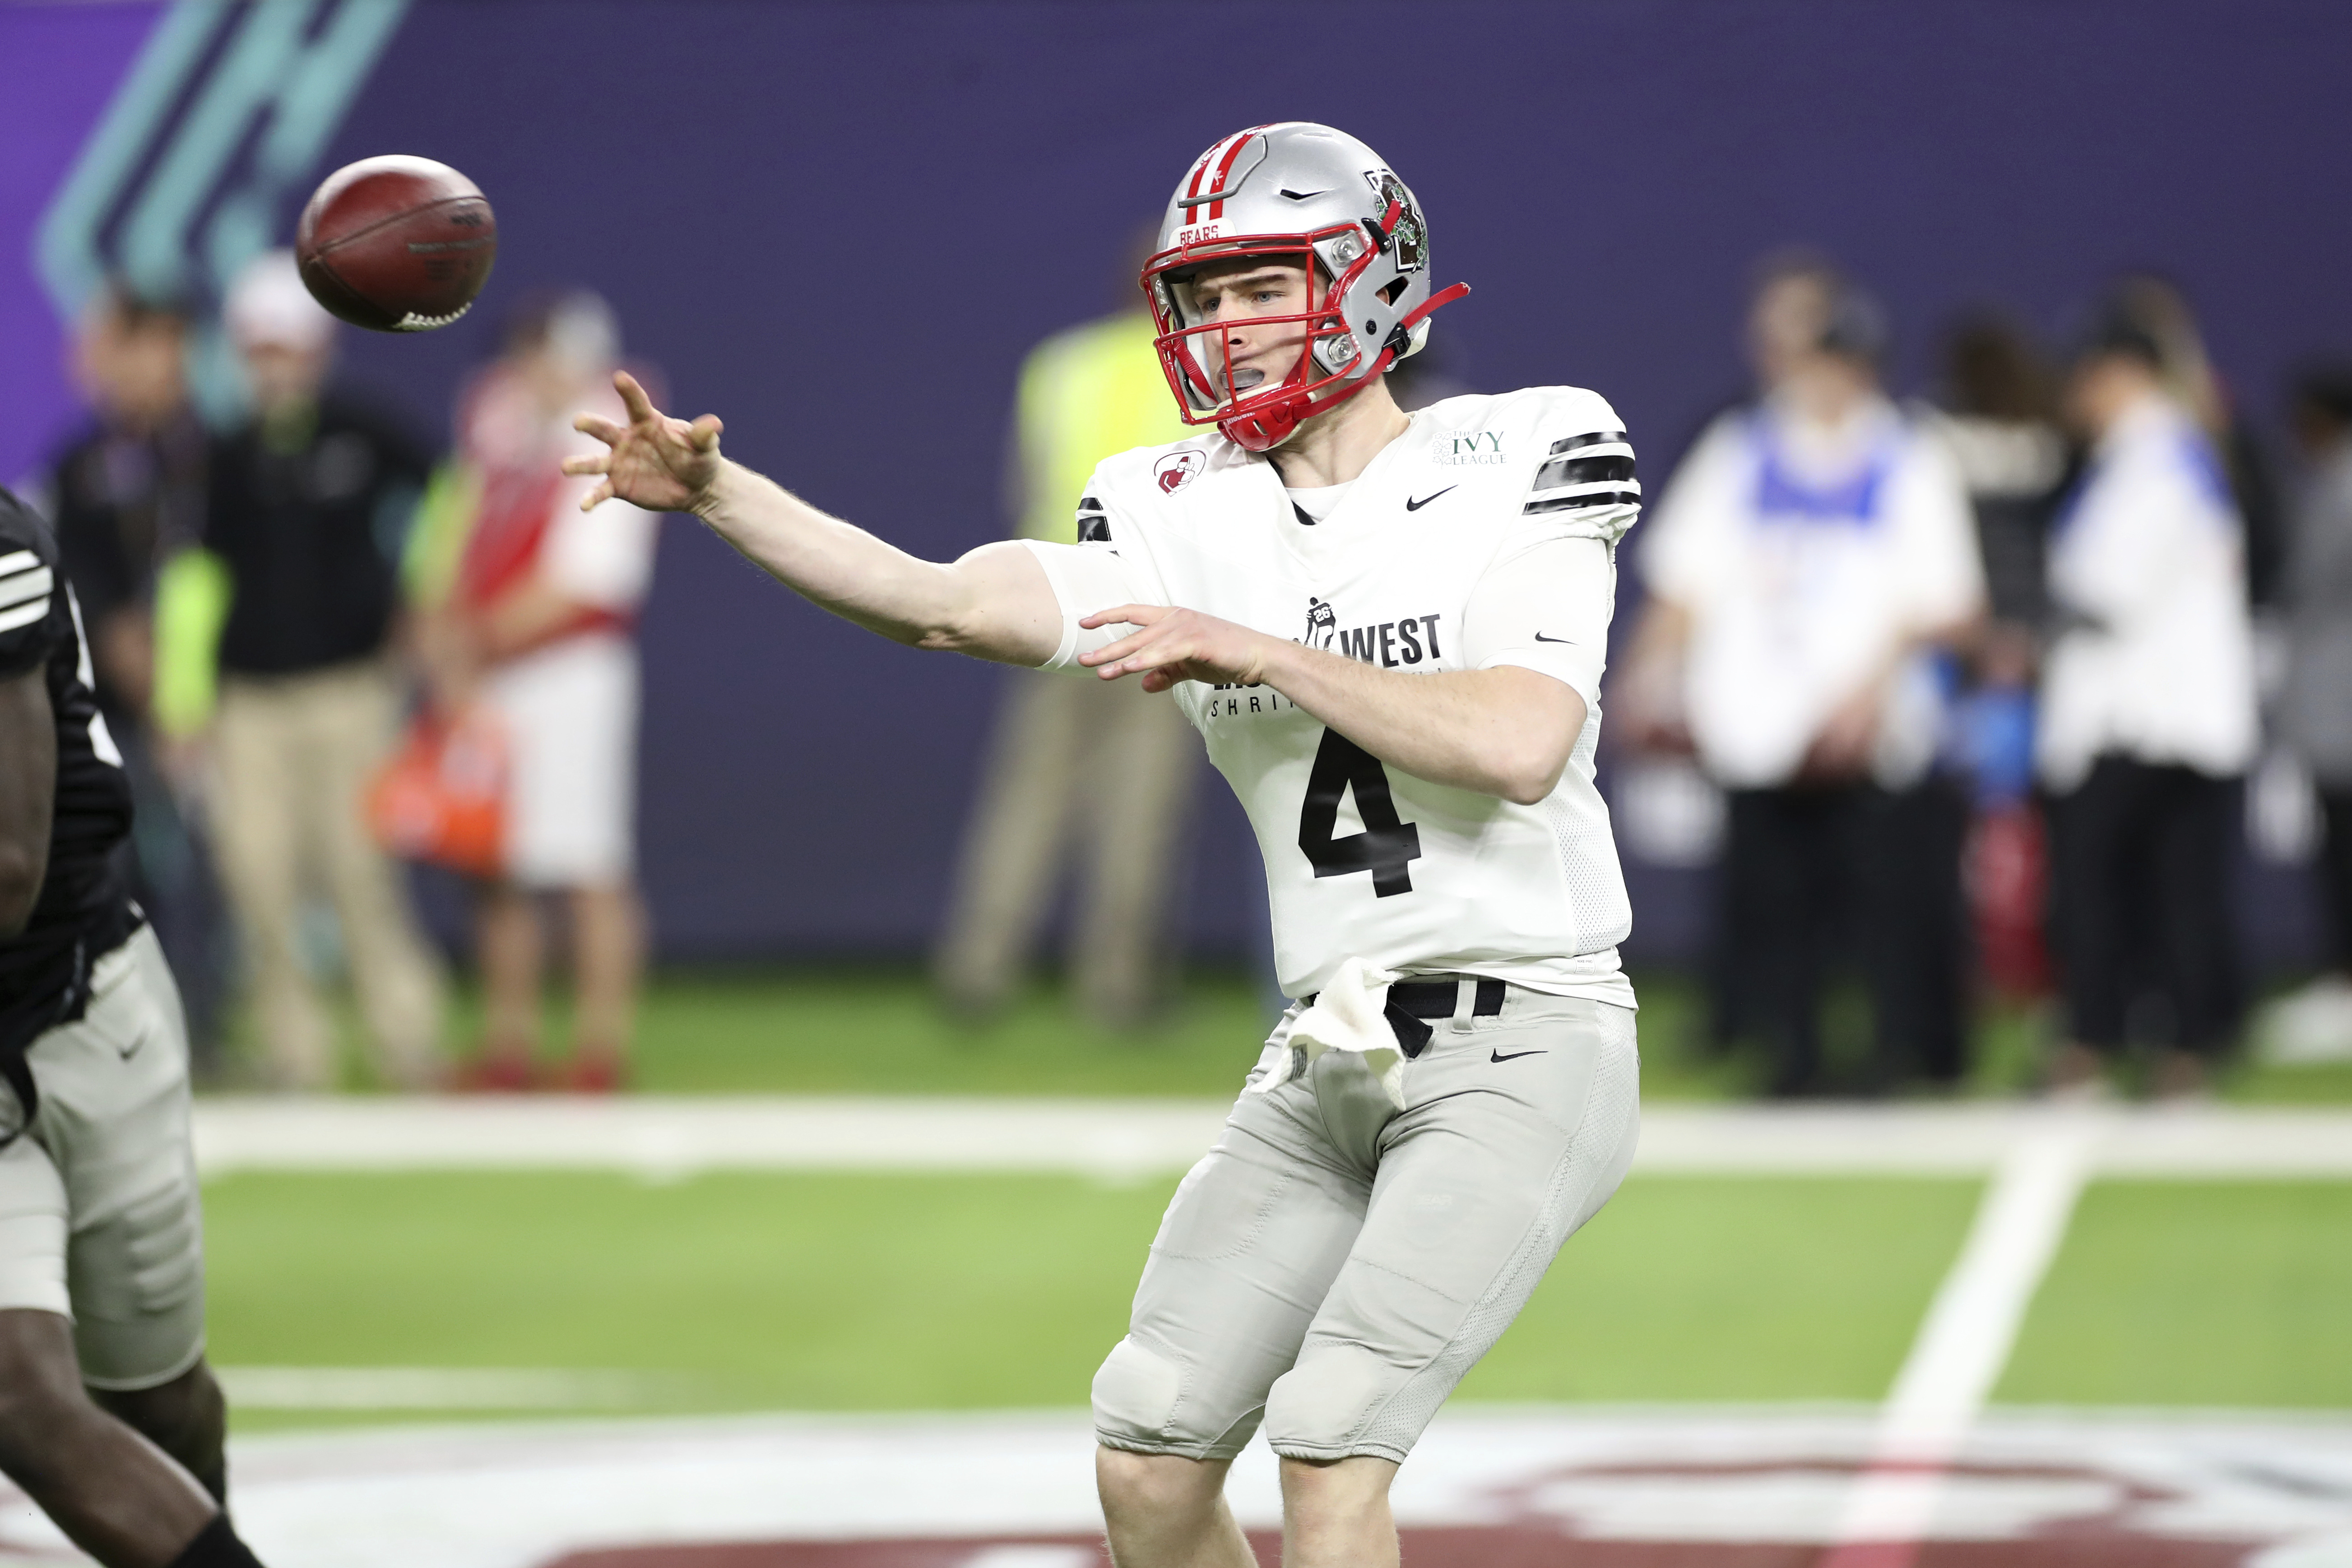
0, 491, 68, 681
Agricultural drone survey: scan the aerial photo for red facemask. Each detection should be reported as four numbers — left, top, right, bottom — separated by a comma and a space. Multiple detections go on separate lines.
1141, 223, 1467, 453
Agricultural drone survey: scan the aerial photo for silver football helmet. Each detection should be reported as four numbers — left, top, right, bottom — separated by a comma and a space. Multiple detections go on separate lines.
1142, 123, 1469, 452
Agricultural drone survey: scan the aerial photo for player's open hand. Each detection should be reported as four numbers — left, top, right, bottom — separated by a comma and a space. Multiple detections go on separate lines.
1079, 604, 1279, 693
564, 371, 725, 514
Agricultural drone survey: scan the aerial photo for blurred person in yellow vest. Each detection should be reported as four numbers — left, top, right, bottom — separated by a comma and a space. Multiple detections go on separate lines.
150, 252, 446, 1091
934, 255, 1202, 1026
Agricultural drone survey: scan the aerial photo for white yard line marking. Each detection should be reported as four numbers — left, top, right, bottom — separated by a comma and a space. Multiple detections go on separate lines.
188, 1097, 2352, 1179
1820, 1115, 2101, 1566
216, 1366, 675, 1410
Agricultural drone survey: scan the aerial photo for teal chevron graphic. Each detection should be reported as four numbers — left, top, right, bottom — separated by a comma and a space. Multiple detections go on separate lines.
33, 0, 410, 422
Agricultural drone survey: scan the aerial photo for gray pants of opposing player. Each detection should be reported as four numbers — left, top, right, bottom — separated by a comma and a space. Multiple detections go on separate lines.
1093, 982, 1639, 1465
0, 927, 207, 1389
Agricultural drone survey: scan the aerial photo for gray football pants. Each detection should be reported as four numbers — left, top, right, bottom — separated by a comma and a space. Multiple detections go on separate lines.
0, 927, 207, 1389
1093, 983, 1640, 1465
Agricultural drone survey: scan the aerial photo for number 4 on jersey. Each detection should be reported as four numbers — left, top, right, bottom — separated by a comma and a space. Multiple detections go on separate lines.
1299, 728, 1421, 897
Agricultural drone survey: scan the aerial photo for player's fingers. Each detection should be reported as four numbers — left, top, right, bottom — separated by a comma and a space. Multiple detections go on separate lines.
1077, 622, 1166, 667
614, 370, 659, 426
1076, 614, 1161, 658
559, 452, 611, 478
1079, 603, 1165, 631
690, 414, 724, 450
580, 478, 616, 510
574, 413, 625, 445
1096, 637, 1194, 679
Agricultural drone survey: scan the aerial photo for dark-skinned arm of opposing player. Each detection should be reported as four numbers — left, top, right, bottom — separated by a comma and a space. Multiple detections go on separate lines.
0, 666, 56, 937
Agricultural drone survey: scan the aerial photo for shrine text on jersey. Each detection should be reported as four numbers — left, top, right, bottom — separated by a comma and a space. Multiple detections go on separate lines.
1025, 389, 1640, 1007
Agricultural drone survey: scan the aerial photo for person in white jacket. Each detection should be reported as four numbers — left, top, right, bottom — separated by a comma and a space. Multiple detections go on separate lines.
2039, 312, 2258, 1097
1622, 262, 1984, 1095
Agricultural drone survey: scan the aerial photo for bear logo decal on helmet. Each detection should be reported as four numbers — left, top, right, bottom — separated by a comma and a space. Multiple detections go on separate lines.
1365, 172, 1426, 273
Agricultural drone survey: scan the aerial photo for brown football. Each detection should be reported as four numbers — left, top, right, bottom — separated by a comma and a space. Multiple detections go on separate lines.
295, 155, 497, 332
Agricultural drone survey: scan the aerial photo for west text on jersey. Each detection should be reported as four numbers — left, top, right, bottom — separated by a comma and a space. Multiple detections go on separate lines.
1311, 612, 1444, 668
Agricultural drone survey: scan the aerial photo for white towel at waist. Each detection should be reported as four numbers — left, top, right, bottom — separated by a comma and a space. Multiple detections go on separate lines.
1246, 956, 1411, 1110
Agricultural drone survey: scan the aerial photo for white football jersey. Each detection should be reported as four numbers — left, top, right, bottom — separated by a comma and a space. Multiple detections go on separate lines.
1025, 388, 1640, 1007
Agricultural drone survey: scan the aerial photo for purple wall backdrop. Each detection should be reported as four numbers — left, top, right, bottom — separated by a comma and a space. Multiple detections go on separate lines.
0, 4, 163, 491
14, 1, 2352, 963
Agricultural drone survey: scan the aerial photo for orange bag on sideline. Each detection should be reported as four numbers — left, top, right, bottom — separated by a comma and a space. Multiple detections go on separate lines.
366, 707, 509, 878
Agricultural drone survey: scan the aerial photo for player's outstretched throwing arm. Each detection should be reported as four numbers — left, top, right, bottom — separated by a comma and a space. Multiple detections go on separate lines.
567, 372, 1584, 805
566, 371, 1066, 665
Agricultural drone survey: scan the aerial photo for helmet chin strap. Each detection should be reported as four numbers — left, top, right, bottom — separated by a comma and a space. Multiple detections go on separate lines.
1218, 352, 1382, 453
1216, 281, 1471, 454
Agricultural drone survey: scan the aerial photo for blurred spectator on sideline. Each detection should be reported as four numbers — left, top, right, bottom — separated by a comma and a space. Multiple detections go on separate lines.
1916, 313, 2069, 999
1919, 313, 2069, 637
2262, 366, 2352, 1058
2038, 302, 2258, 1098
932, 252, 1197, 1028
411, 292, 656, 1091
1618, 258, 1985, 1095
152, 251, 445, 1090
2113, 275, 2287, 610
38, 283, 230, 1071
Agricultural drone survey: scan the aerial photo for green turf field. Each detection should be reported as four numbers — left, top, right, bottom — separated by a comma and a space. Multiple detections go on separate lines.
2002, 1179, 2352, 1408
199, 1168, 2350, 1431
259, 963, 2352, 1103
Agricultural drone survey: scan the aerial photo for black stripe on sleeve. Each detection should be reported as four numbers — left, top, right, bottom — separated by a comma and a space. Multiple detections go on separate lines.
1524, 488, 1642, 515
1548, 429, 1628, 456
1533, 452, 1637, 490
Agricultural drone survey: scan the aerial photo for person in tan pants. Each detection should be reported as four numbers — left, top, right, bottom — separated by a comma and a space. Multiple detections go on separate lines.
941, 665, 1202, 1026
207, 662, 441, 1089
157, 254, 444, 1090
933, 299, 1200, 1027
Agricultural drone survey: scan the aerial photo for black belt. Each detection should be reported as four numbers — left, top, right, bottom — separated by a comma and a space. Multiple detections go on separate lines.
1300, 976, 1507, 1060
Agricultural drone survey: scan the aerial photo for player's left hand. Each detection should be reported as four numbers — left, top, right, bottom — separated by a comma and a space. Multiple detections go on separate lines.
1079, 604, 1282, 694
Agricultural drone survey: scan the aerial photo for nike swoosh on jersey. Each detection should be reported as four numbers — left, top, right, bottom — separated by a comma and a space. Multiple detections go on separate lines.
1532, 632, 1577, 645
1404, 487, 1457, 512
1491, 1048, 1546, 1062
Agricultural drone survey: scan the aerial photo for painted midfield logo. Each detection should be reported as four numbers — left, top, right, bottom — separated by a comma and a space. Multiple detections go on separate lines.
1154, 450, 1204, 494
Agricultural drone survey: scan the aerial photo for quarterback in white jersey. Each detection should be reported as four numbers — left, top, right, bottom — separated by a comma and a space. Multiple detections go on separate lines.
569, 122, 1641, 1568
1033, 386, 1638, 1007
